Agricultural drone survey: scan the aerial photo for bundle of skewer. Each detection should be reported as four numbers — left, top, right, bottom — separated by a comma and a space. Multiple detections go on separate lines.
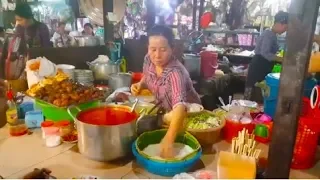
231, 128, 261, 159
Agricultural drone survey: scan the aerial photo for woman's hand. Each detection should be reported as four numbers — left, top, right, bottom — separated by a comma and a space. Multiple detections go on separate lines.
160, 134, 175, 159
131, 82, 142, 96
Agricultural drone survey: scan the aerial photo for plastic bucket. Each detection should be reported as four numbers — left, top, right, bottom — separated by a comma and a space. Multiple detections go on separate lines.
222, 119, 255, 143
263, 73, 317, 118
35, 100, 100, 121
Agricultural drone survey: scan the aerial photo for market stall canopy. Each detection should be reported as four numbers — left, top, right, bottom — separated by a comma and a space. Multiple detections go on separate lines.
79, 0, 126, 26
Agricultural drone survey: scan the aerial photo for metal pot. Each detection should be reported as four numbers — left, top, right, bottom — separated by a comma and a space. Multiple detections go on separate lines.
68, 104, 138, 162
183, 54, 201, 80
108, 73, 132, 91
87, 61, 120, 81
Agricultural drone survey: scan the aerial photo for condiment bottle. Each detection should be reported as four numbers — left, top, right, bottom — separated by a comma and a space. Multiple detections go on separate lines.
41, 121, 54, 139
44, 127, 61, 148
56, 120, 72, 137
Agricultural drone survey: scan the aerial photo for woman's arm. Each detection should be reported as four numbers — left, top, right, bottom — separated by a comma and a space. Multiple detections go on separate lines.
161, 70, 188, 158
260, 32, 277, 61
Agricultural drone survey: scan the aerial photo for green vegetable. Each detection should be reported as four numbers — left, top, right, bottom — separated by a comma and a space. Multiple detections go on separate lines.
186, 112, 222, 130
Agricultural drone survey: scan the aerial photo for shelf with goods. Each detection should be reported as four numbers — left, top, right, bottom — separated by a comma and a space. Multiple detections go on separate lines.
203, 29, 259, 50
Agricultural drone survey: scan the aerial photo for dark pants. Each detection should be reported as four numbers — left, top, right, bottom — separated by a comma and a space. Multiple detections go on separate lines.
245, 55, 274, 103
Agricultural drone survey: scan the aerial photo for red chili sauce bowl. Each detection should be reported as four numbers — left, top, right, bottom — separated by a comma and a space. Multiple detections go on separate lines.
76, 105, 139, 126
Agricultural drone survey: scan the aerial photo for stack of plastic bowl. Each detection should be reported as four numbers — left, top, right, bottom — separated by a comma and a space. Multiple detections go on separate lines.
132, 129, 202, 177
74, 69, 94, 86
57, 64, 75, 80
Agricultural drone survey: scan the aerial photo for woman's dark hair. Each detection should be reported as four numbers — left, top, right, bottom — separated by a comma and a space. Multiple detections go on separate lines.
14, 3, 33, 19
274, 11, 289, 24
83, 23, 94, 35
84, 23, 93, 30
148, 25, 174, 47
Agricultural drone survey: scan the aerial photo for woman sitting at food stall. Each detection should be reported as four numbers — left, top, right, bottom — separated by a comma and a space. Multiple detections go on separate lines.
131, 25, 201, 158
244, 11, 289, 103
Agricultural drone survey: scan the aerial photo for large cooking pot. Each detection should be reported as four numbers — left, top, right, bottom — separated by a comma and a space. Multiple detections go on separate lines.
108, 73, 132, 91
68, 104, 138, 161
87, 61, 120, 81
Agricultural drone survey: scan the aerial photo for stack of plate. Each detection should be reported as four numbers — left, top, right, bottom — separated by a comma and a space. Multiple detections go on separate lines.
74, 69, 94, 86
57, 64, 75, 80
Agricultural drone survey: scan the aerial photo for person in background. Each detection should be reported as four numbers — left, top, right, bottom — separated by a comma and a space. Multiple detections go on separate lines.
244, 11, 289, 103
82, 23, 95, 36
14, 3, 51, 48
131, 25, 201, 158
0, 27, 5, 57
52, 22, 72, 48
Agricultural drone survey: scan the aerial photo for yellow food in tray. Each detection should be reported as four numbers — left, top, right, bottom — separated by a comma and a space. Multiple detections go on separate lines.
139, 89, 153, 96
27, 71, 69, 97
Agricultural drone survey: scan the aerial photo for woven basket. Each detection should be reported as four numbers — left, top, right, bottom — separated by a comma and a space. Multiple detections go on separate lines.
135, 129, 201, 163
163, 110, 226, 147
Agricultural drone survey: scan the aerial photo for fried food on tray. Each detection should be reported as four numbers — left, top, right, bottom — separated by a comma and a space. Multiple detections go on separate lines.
27, 78, 104, 107
27, 71, 69, 97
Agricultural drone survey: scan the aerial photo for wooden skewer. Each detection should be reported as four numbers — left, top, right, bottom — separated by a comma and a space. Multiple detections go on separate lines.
230, 128, 262, 158
243, 144, 248, 155
254, 149, 261, 159
231, 138, 236, 153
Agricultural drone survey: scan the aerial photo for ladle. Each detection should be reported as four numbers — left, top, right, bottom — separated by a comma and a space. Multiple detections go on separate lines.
130, 98, 139, 113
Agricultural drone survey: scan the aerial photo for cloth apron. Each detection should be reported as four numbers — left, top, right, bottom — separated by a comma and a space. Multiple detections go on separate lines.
245, 54, 274, 103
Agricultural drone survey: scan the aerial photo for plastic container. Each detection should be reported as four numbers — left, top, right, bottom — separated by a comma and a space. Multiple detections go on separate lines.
41, 121, 54, 139
263, 73, 317, 118
131, 72, 143, 84
44, 127, 61, 148
291, 114, 320, 169
34, 100, 99, 121
200, 51, 218, 79
55, 120, 72, 137
222, 119, 255, 143
254, 121, 273, 144
18, 102, 34, 119
25, 110, 44, 128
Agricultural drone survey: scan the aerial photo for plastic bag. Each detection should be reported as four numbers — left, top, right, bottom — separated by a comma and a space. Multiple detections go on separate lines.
226, 104, 253, 124
173, 173, 195, 179
193, 170, 217, 179
105, 87, 130, 103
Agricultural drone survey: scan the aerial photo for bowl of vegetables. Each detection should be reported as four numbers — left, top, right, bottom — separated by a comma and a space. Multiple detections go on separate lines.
185, 110, 226, 146
163, 109, 226, 146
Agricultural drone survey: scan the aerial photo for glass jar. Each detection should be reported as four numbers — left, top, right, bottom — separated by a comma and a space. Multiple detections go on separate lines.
9, 120, 28, 136
41, 121, 54, 139
44, 127, 61, 148
56, 120, 72, 137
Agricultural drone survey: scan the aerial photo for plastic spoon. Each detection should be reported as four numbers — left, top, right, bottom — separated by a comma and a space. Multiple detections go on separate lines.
130, 98, 139, 113
218, 97, 226, 107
